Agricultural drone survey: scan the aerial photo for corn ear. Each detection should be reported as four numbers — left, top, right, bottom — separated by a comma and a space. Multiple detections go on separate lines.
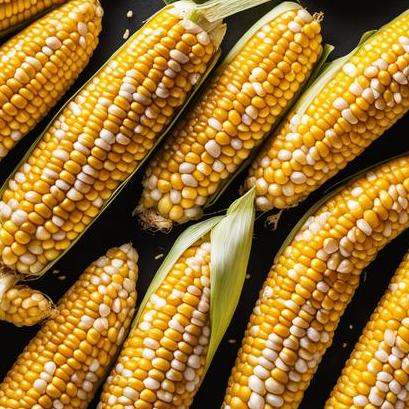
0, 0, 235, 302
0, 272, 54, 326
0, 0, 103, 161
137, 2, 324, 230
0, 243, 138, 409
0, 0, 66, 37
245, 9, 409, 212
222, 154, 409, 409
325, 250, 409, 409
98, 190, 255, 408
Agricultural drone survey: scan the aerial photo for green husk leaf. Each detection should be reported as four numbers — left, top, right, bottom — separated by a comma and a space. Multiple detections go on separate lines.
134, 188, 255, 375
272, 151, 409, 264
134, 215, 223, 323
194, 0, 282, 23
204, 37, 334, 207
207, 187, 255, 368
2, 3, 221, 281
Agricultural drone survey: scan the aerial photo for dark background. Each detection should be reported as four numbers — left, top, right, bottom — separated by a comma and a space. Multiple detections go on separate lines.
1, 1, 409, 408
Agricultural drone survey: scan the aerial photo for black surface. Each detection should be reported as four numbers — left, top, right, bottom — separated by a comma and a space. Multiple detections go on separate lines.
1, 1, 409, 408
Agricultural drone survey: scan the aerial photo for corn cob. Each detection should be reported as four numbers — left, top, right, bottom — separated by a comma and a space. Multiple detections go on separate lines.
137, 2, 323, 230
0, 281, 53, 326
245, 9, 409, 212
99, 189, 255, 409
325, 251, 409, 409
0, 0, 102, 161
0, 0, 66, 36
222, 155, 409, 409
100, 239, 212, 409
0, 243, 138, 409
0, 0, 230, 288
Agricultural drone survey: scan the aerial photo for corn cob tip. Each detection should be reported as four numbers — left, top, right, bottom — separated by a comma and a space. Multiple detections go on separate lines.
118, 242, 139, 263
0, 274, 55, 327
313, 11, 324, 23
0, 271, 55, 327
134, 203, 175, 232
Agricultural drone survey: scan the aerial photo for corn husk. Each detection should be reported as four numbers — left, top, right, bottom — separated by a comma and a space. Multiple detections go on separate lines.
135, 188, 256, 372
165, 0, 280, 21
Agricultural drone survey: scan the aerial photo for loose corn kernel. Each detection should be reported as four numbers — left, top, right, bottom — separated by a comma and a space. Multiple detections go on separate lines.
222, 155, 409, 409
99, 240, 212, 408
137, 5, 322, 229
0, 243, 138, 408
246, 10, 409, 211
0, 4, 223, 276
325, 251, 409, 409
0, 0, 103, 160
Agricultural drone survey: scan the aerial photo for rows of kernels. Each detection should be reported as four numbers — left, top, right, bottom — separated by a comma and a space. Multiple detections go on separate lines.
99, 240, 212, 409
0, 7, 218, 275
325, 253, 409, 409
246, 11, 409, 211
0, 0, 102, 158
138, 7, 322, 227
0, 284, 52, 326
0, 0, 65, 33
222, 156, 409, 409
0, 243, 138, 409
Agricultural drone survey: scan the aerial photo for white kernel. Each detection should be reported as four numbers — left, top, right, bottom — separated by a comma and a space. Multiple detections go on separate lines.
343, 63, 357, 77
46, 36, 61, 50
333, 97, 348, 110
170, 49, 189, 64
204, 140, 221, 158
288, 21, 301, 33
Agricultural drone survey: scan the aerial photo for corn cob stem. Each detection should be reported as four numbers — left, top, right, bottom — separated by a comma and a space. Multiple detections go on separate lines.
137, 2, 323, 230
222, 155, 409, 409
0, 243, 138, 409
245, 8, 409, 212
325, 251, 409, 409
0, 0, 103, 161
99, 190, 255, 409
0, 270, 54, 326
0, 0, 66, 36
